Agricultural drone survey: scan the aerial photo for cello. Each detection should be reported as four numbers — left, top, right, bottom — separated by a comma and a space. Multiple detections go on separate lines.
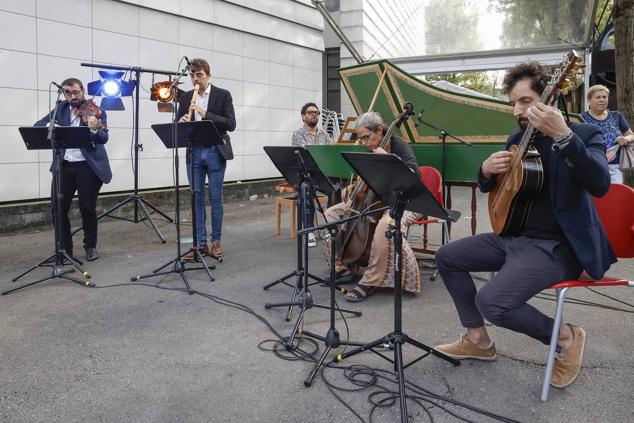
335, 103, 415, 267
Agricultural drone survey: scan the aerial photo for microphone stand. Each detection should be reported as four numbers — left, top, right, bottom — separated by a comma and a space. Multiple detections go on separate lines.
415, 114, 470, 247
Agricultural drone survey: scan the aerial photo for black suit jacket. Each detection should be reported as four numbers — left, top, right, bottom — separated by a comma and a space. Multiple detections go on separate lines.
176, 85, 235, 160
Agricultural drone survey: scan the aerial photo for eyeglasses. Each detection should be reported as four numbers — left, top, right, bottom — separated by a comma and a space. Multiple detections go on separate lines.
64, 90, 82, 96
305, 110, 320, 116
357, 130, 376, 143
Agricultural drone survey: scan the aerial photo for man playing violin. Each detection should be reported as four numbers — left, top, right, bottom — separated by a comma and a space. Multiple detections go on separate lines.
434, 61, 615, 389
325, 111, 422, 302
35, 78, 112, 262
177, 58, 236, 260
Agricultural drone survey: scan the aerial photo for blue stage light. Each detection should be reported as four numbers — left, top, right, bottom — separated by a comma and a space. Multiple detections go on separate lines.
87, 70, 135, 111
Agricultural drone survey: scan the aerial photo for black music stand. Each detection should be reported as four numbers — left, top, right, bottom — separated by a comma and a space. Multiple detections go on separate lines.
130, 120, 220, 290
262, 146, 332, 319
263, 147, 360, 343
4, 124, 95, 295
335, 152, 461, 423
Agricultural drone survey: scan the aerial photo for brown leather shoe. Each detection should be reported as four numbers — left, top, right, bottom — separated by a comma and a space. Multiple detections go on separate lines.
435, 334, 497, 361
210, 240, 223, 258
183, 245, 208, 262
551, 325, 586, 388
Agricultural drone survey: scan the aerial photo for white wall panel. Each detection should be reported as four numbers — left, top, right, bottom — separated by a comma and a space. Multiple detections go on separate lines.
179, 0, 214, 23
1, 50, 37, 90
269, 40, 293, 66
93, 29, 139, 66
214, 1, 244, 32
212, 26, 243, 56
294, 47, 322, 70
140, 0, 178, 14
37, 19, 92, 60
292, 66, 313, 89
93, 0, 139, 36
245, 130, 269, 158
243, 8, 271, 38
139, 7, 179, 44
103, 128, 134, 161
0, 126, 38, 164
229, 130, 243, 156
0, 88, 38, 126
270, 130, 293, 147
270, 17, 294, 44
270, 0, 293, 20
244, 58, 269, 84
0, 163, 40, 200
269, 108, 294, 132
292, 88, 317, 112
178, 17, 213, 50
138, 127, 169, 159
269, 85, 294, 109
242, 129, 262, 155
37, 55, 92, 91
103, 158, 135, 193
0, 0, 36, 15
269, 62, 293, 88
211, 51, 243, 81
139, 38, 179, 72
224, 155, 243, 182
35, 0, 91, 26
241, 106, 268, 131
243, 81, 269, 107
214, 78, 243, 107
101, 97, 134, 129
242, 154, 268, 179
243, 34, 269, 61
0, 11, 36, 53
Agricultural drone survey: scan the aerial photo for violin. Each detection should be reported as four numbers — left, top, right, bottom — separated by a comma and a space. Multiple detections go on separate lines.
74, 99, 105, 129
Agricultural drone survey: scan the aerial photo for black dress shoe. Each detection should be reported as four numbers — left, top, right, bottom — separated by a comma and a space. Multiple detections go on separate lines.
85, 247, 99, 262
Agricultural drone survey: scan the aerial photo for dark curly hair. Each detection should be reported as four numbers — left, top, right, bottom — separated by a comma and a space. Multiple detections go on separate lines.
502, 61, 550, 96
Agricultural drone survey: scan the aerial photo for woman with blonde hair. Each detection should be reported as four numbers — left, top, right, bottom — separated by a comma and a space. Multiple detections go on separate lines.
581, 84, 634, 183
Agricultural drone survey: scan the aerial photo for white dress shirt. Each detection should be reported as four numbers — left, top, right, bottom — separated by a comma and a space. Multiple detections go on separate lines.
64, 107, 85, 162
193, 85, 211, 121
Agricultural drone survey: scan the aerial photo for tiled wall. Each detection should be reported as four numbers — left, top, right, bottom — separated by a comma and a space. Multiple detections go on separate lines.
0, 0, 325, 202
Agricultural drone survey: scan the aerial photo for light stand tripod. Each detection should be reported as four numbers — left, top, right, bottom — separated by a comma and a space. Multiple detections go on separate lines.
334, 152, 461, 423
262, 146, 333, 320
4, 92, 95, 295
75, 63, 178, 243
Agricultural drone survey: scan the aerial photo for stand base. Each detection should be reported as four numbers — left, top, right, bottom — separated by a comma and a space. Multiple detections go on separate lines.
72, 194, 172, 243
4, 251, 95, 295
131, 247, 215, 293
333, 331, 459, 423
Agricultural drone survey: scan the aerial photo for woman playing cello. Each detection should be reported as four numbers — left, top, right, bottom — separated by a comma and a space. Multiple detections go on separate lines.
325, 111, 422, 302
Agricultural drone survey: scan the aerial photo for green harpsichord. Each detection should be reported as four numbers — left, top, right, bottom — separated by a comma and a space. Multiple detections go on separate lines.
307, 60, 581, 183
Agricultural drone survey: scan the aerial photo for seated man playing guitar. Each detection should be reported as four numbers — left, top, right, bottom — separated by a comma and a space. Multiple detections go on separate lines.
434, 60, 616, 389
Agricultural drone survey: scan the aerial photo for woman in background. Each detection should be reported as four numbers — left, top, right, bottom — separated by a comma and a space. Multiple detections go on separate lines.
581, 84, 634, 184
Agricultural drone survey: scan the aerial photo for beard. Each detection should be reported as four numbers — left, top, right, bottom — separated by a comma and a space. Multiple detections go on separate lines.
517, 117, 529, 129
69, 98, 84, 108
306, 120, 318, 128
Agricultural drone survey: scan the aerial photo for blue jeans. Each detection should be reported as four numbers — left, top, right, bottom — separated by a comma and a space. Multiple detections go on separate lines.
187, 146, 226, 245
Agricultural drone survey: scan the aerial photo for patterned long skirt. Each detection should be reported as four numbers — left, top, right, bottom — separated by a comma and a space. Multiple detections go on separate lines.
324, 202, 421, 293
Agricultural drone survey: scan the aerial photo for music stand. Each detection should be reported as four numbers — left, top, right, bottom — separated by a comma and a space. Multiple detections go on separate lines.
4, 125, 95, 295
263, 147, 359, 343
130, 120, 221, 290
262, 146, 332, 319
335, 152, 461, 423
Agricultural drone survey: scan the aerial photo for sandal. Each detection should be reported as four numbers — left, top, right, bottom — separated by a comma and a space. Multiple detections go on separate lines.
344, 284, 377, 302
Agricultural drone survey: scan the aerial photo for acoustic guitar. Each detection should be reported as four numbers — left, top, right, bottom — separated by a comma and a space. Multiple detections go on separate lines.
488, 51, 583, 236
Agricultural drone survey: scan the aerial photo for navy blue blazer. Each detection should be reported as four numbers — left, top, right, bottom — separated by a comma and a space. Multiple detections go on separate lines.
479, 123, 616, 279
35, 101, 112, 184
176, 85, 236, 162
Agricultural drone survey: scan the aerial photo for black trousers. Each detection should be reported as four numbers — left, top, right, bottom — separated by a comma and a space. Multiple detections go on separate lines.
51, 161, 103, 254
435, 233, 582, 345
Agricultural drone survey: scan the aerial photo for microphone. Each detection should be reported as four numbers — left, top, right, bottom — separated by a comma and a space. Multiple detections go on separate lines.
184, 56, 192, 68
52, 82, 69, 95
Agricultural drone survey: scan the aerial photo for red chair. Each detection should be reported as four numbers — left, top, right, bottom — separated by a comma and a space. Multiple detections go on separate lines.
541, 183, 634, 401
407, 166, 449, 280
